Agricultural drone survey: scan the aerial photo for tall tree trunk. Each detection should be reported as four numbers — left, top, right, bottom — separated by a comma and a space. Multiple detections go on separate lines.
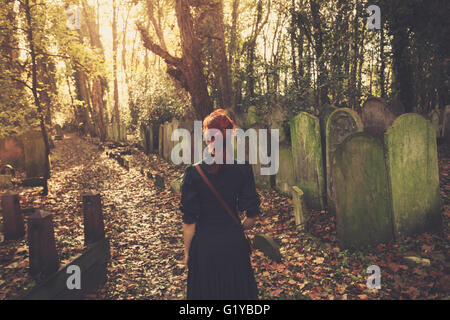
309, 0, 329, 109
379, 23, 385, 98
112, 0, 120, 133
23, 0, 50, 194
82, 0, 107, 140
138, 0, 213, 120
391, 26, 415, 112
204, 0, 232, 110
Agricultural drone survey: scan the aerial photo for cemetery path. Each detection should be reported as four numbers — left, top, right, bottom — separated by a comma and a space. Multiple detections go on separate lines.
0, 134, 449, 300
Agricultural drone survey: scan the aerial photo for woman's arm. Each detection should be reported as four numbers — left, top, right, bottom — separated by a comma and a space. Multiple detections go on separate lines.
242, 216, 257, 230
183, 222, 196, 268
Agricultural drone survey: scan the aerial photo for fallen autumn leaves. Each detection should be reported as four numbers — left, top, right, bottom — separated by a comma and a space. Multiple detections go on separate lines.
0, 134, 448, 300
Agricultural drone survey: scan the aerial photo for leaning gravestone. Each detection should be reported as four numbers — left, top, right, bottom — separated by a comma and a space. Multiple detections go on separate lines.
385, 113, 442, 238
325, 108, 363, 214
361, 97, 397, 138
274, 141, 295, 196
289, 112, 325, 209
253, 234, 281, 263
292, 186, 308, 230
332, 133, 393, 248
22, 130, 48, 178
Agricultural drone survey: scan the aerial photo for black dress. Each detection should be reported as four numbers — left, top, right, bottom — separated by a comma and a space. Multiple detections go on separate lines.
180, 161, 260, 300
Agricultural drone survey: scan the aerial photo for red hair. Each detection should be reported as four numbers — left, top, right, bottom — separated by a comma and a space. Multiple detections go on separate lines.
202, 109, 236, 173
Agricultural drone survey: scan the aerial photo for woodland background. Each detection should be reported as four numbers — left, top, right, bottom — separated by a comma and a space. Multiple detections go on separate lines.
0, 0, 449, 144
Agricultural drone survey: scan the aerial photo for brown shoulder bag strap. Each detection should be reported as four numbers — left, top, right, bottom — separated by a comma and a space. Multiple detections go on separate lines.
194, 164, 241, 226
194, 164, 253, 252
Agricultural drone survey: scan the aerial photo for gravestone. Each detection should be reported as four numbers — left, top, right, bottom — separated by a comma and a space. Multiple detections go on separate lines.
22, 130, 48, 178
428, 108, 442, 138
82, 191, 105, 245
361, 97, 397, 138
1, 191, 25, 240
253, 234, 281, 263
332, 133, 393, 248
325, 108, 363, 214
289, 112, 325, 209
54, 124, 63, 140
158, 124, 164, 157
140, 124, 153, 154
0, 175, 12, 188
385, 113, 442, 238
163, 121, 173, 161
292, 186, 308, 230
274, 142, 295, 196
0, 135, 24, 169
28, 210, 59, 276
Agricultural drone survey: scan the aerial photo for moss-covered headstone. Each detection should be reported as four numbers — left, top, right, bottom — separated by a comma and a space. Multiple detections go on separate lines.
325, 108, 363, 214
289, 112, 325, 209
22, 130, 48, 178
275, 142, 295, 196
332, 133, 393, 248
385, 114, 442, 238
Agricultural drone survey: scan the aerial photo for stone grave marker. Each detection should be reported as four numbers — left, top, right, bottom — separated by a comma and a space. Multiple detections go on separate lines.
22, 130, 48, 178
385, 113, 442, 238
1, 191, 25, 240
361, 97, 397, 138
253, 234, 281, 263
28, 210, 60, 276
274, 141, 295, 196
325, 108, 363, 214
332, 132, 393, 248
289, 112, 325, 209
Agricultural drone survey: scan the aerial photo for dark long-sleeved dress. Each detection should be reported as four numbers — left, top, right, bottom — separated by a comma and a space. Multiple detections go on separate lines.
180, 161, 261, 300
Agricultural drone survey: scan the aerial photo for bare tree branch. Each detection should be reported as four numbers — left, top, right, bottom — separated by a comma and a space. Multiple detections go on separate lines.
136, 21, 181, 66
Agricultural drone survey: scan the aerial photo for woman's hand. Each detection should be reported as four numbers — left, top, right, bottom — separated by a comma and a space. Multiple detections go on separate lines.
242, 217, 257, 230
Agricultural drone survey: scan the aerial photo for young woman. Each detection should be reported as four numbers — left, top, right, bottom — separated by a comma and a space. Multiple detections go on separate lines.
180, 109, 260, 300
